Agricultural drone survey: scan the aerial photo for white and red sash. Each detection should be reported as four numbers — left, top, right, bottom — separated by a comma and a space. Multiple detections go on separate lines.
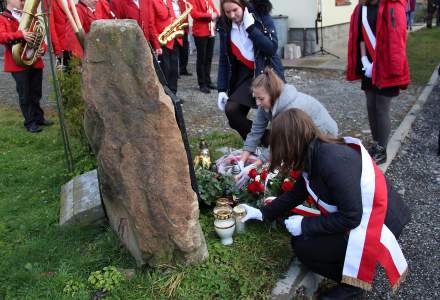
230, 22, 255, 70
295, 137, 408, 291
362, 6, 376, 61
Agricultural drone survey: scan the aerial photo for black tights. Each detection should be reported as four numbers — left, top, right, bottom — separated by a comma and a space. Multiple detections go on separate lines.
365, 90, 392, 148
225, 101, 253, 140
225, 101, 270, 145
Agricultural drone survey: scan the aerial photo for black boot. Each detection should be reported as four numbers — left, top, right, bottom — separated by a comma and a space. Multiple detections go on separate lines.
320, 283, 365, 300
372, 144, 387, 165
27, 123, 42, 133
368, 142, 387, 165
199, 86, 210, 94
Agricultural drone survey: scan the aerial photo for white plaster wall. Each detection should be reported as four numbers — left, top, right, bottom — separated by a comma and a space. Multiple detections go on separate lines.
271, 0, 317, 28
320, 0, 358, 27
271, 0, 358, 28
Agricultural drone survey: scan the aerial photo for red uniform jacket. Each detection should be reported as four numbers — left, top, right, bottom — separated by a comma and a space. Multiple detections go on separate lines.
189, 0, 217, 37
65, 1, 96, 58
0, 10, 44, 72
110, 0, 160, 49
95, 0, 116, 19
152, 0, 183, 49
347, 0, 410, 89
178, 0, 189, 34
44, 0, 69, 56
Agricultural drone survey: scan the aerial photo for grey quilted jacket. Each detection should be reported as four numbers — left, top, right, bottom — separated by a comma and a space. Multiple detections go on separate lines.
243, 84, 339, 162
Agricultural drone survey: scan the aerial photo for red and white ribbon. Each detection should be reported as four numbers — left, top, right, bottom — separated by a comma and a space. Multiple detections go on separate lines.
300, 137, 407, 291
362, 6, 376, 60
230, 22, 255, 70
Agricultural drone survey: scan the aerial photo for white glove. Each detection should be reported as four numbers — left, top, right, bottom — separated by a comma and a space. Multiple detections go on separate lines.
361, 56, 373, 78
284, 215, 304, 236
235, 163, 257, 189
242, 8, 255, 29
240, 204, 263, 223
217, 92, 228, 112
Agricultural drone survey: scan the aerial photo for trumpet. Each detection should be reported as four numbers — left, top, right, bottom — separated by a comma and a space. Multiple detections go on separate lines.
12, 0, 46, 67
158, 0, 192, 46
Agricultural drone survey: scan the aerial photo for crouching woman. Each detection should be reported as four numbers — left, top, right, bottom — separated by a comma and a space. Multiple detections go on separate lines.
235, 68, 338, 183
241, 109, 410, 299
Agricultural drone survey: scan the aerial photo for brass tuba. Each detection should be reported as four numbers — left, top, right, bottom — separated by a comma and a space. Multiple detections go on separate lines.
158, 0, 193, 46
12, 0, 46, 67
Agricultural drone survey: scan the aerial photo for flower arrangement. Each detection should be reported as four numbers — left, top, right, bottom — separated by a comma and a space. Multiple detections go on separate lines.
238, 166, 320, 216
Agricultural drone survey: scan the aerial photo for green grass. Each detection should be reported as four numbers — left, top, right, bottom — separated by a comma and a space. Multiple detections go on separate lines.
0, 107, 291, 299
407, 27, 440, 85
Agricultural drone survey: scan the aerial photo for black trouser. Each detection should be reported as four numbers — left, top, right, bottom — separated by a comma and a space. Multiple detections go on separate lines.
292, 234, 348, 282
159, 43, 179, 94
427, 0, 440, 27
293, 230, 402, 282
179, 32, 189, 74
194, 36, 215, 88
11, 68, 45, 129
365, 90, 392, 148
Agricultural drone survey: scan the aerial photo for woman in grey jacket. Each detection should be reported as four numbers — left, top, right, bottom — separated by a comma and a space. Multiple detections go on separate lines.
236, 68, 338, 181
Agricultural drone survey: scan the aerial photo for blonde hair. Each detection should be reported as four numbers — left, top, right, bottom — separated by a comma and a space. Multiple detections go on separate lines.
251, 67, 284, 106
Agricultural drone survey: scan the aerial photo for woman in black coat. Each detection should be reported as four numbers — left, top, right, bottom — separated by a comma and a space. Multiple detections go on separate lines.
216, 0, 284, 141
241, 109, 410, 299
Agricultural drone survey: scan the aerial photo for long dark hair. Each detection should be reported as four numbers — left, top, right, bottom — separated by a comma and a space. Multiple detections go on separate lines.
270, 109, 344, 173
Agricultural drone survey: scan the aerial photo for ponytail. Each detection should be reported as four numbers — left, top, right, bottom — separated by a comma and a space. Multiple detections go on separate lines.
251, 67, 284, 106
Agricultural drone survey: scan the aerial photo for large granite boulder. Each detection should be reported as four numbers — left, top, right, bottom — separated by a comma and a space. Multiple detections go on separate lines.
82, 20, 208, 267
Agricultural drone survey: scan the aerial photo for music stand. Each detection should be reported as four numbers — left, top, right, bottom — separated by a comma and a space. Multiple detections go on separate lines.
304, 0, 340, 59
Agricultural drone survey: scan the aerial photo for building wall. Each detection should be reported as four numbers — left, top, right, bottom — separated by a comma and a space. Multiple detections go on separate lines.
271, 0, 357, 28
321, 0, 358, 27
271, 0, 358, 57
271, 0, 318, 28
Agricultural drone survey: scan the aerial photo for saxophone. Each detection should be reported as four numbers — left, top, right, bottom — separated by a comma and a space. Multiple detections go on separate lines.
12, 0, 46, 67
158, 0, 192, 46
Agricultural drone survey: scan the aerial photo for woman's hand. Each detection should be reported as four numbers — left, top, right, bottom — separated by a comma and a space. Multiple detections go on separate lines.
240, 204, 263, 222
284, 215, 304, 236
240, 151, 251, 165
217, 92, 228, 111
361, 56, 373, 78
242, 8, 255, 29
155, 48, 163, 56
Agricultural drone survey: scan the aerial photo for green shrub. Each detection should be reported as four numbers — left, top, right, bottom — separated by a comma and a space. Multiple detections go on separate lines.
54, 58, 90, 151
88, 266, 124, 292
51, 58, 97, 176
196, 168, 235, 206
63, 279, 86, 297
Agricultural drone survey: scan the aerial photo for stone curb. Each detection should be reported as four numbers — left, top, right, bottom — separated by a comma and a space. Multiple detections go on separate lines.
271, 259, 308, 300
271, 65, 440, 300
380, 64, 440, 173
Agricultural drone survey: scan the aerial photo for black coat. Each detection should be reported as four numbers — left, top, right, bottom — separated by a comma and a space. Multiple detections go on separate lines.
216, 2, 285, 93
261, 139, 411, 238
